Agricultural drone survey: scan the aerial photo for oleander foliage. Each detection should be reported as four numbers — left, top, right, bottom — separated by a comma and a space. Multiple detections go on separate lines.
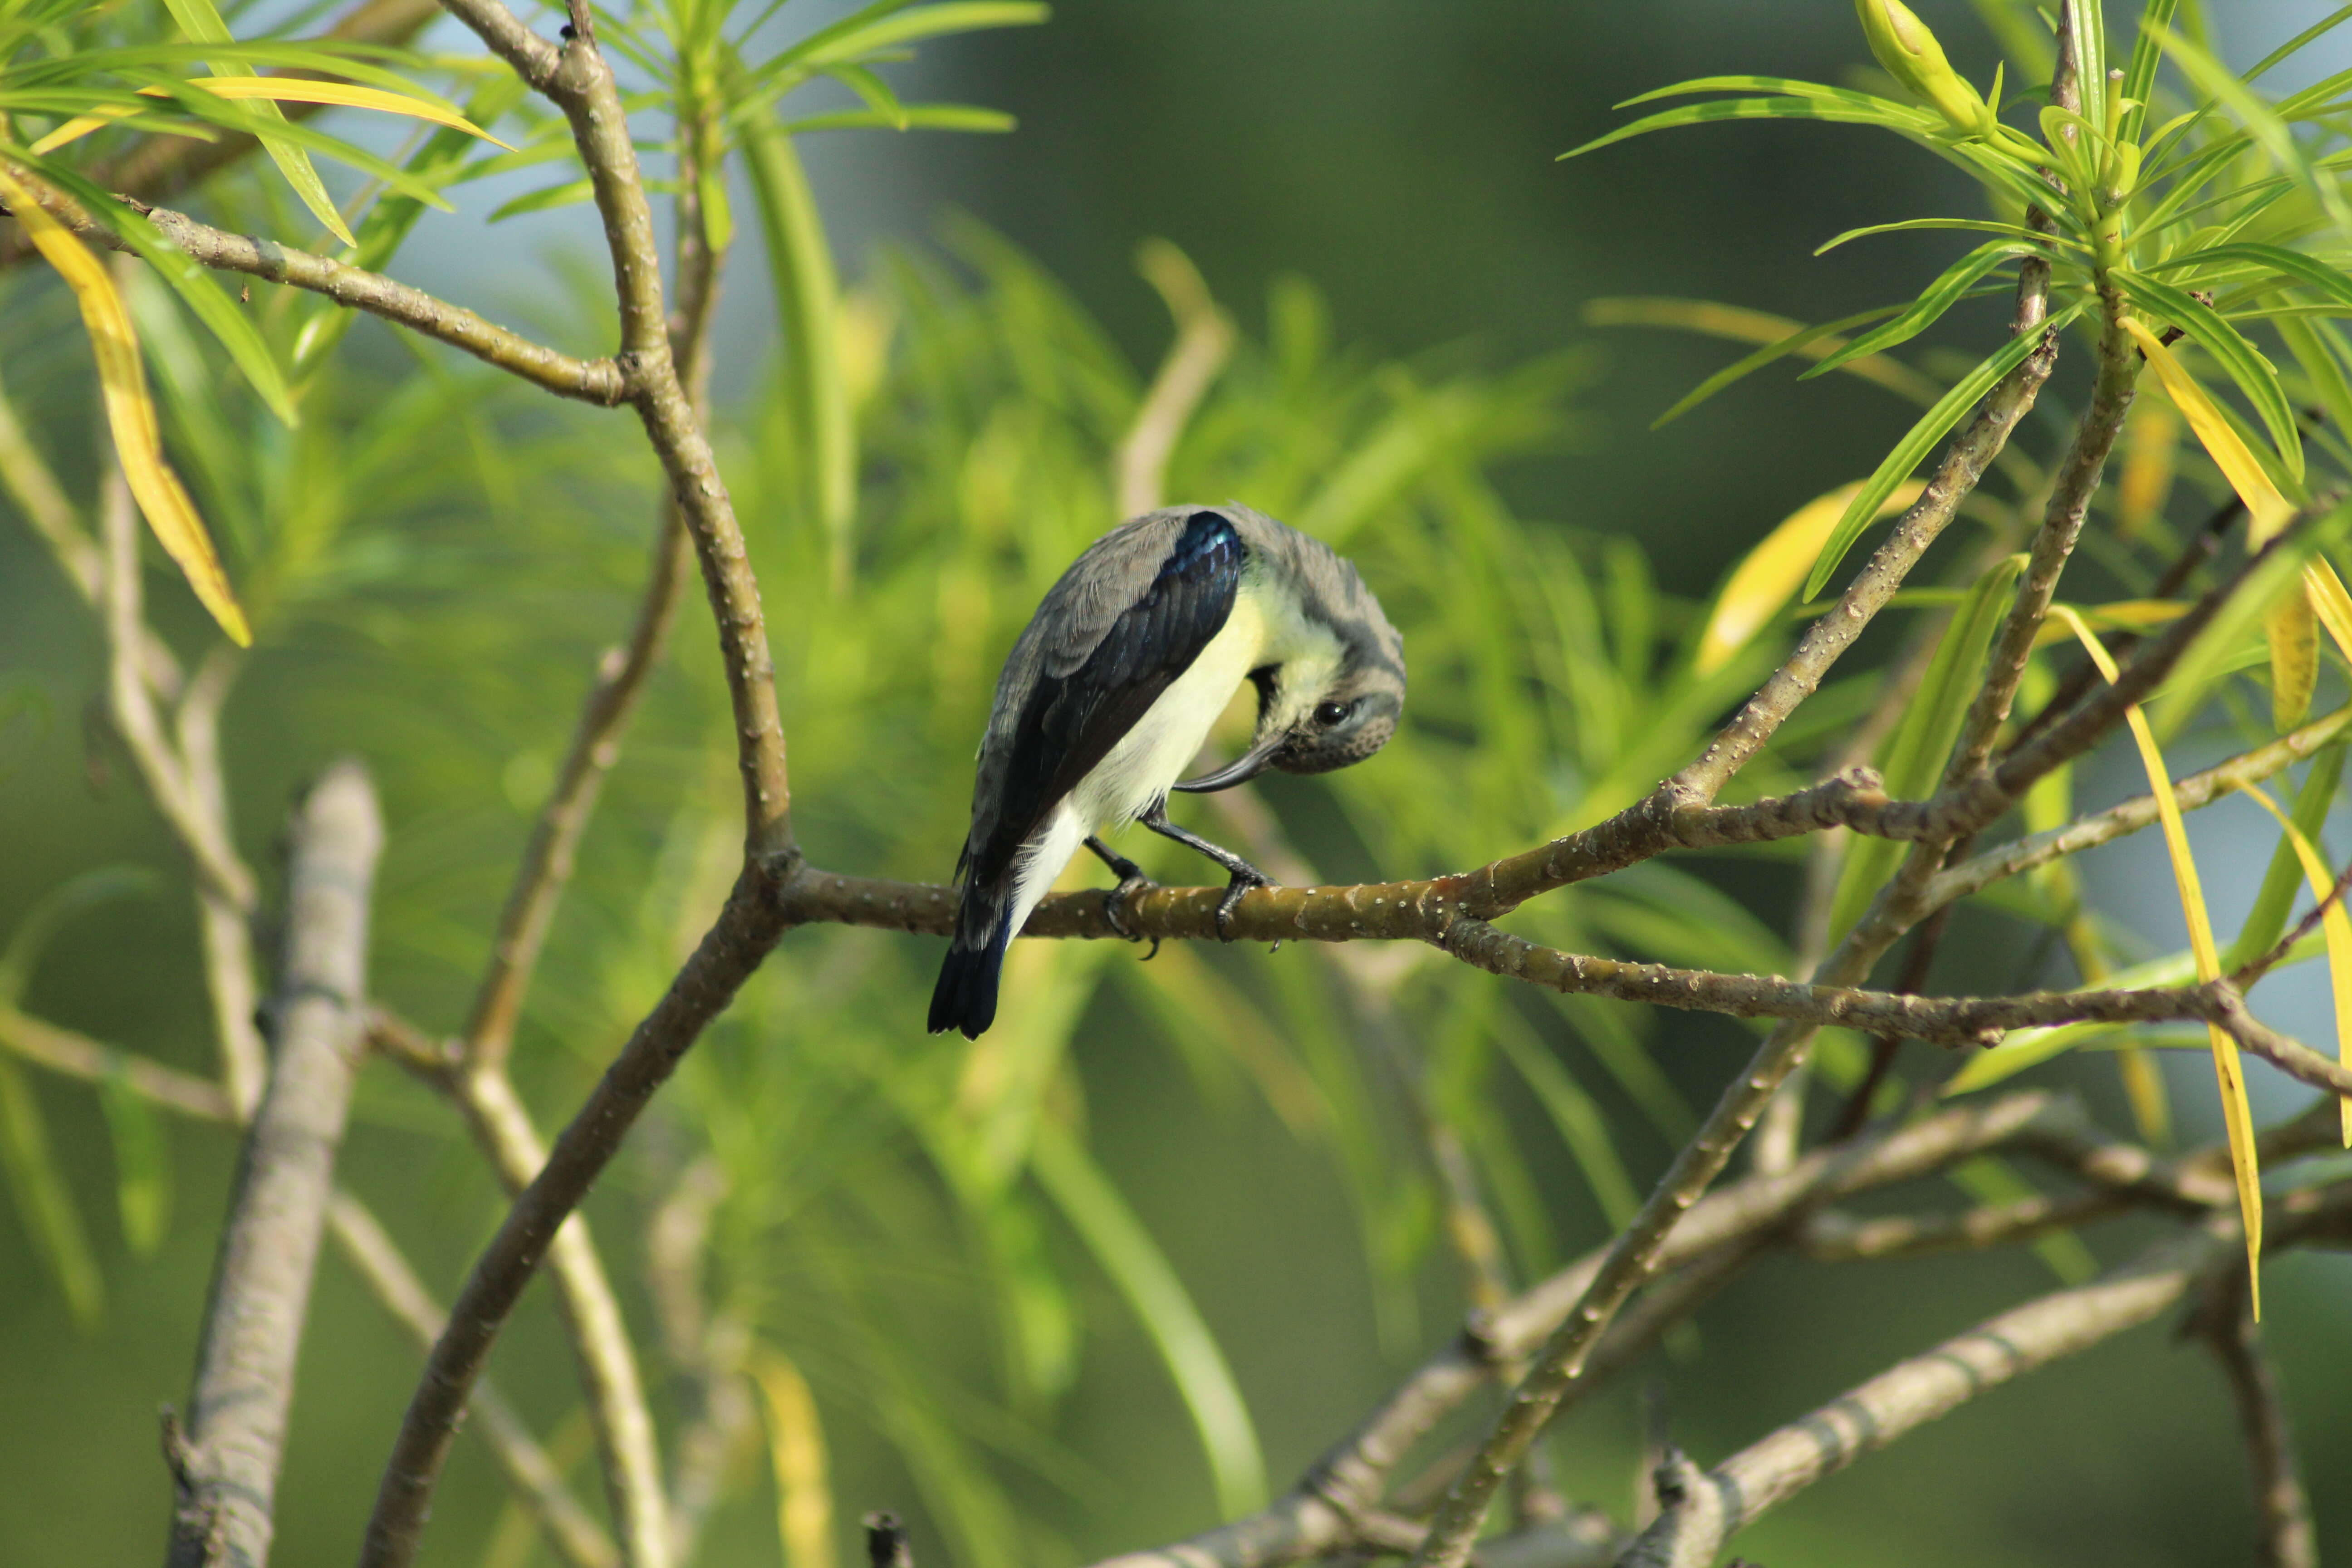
5, 0, 2352, 1563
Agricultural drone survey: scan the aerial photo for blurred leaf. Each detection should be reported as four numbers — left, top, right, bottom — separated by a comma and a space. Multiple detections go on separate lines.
0, 1059, 102, 1328
2268, 583, 2318, 731
1582, 297, 1941, 425
1832, 552, 2025, 941
1948, 1156, 2096, 1284
0, 168, 250, 644
0, 865, 160, 1005
1490, 1014, 1637, 1228
1697, 478, 1926, 672
1029, 1122, 1267, 1518
486, 177, 595, 221
2117, 0, 2179, 144
1806, 300, 2082, 601
97, 1072, 169, 1254
751, 1349, 838, 1568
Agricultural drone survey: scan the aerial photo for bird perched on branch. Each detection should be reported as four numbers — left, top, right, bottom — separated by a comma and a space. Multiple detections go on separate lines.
928, 503, 1407, 1039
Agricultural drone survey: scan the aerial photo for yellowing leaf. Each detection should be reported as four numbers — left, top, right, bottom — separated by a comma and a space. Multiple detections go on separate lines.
2121, 317, 2295, 540
2056, 607, 2259, 1312
2115, 399, 2178, 542
31, 78, 509, 156
2027, 598, 2188, 647
1696, 478, 1927, 672
2236, 784, 2352, 1148
750, 1350, 837, 1568
2308, 555, 2352, 662
2269, 585, 2318, 731
0, 167, 250, 646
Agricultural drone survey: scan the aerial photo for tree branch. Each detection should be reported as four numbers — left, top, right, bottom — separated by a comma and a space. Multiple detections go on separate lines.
166, 761, 382, 1568
1617, 1220, 2234, 1567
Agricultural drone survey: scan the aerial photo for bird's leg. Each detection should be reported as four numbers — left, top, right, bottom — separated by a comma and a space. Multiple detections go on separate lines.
1137, 802, 1270, 941
1085, 834, 1160, 956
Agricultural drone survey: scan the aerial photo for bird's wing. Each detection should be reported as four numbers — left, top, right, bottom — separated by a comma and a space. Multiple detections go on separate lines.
966, 510, 1243, 886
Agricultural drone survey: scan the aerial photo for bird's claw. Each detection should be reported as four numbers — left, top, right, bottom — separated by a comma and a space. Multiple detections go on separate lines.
1105, 873, 1161, 959
1213, 868, 1270, 941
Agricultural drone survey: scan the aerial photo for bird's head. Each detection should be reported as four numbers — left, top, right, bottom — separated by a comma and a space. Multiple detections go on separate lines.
1174, 523, 1406, 793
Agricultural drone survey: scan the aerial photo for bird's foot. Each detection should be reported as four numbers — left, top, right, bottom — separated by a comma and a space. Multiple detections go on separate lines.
1104, 872, 1161, 959
1214, 864, 1271, 941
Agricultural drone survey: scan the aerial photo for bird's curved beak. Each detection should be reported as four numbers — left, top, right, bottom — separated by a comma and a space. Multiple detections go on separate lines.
1171, 732, 1287, 793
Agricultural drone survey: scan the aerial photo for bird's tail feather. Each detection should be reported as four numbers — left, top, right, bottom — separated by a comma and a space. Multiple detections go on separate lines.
928, 886, 1013, 1039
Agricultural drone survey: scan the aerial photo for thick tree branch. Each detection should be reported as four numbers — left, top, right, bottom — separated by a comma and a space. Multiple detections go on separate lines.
166, 761, 382, 1568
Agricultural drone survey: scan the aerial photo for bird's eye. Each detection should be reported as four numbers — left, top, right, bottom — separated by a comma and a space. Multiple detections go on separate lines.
1313, 700, 1353, 728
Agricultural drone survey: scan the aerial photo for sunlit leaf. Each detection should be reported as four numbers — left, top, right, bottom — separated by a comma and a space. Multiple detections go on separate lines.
2054, 607, 2261, 1316
0, 165, 250, 644
1697, 479, 1926, 672
1801, 240, 2038, 380
1830, 552, 2024, 941
2113, 271, 2302, 485
1582, 298, 1940, 427
29, 76, 508, 155
2235, 782, 2352, 1147
1805, 299, 2080, 600
157, 0, 358, 245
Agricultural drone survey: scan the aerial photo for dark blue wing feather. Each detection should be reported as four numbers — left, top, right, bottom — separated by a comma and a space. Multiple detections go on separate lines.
968, 511, 1242, 887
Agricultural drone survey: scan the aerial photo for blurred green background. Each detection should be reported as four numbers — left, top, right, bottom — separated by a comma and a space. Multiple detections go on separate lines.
4, 3, 2351, 1567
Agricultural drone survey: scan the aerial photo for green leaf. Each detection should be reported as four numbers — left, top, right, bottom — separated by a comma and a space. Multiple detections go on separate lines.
1030, 1123, 1267, 1518
1949, 1156, 2097, 1283
2151, 20, 2352, 240
1580, 299, 1940, 427
487, 177, 596, 222
777, 104, 1015, 135
30, 164, 298, 428
1816, 216, 2087, 254
158, 0, 357, 246
2222, 743, 2347, 970
2145, 242, 2352, 319
2066, 0, 2109, 132
2118, 0, 2179, 144
1805, 300, 2082, 600
1490, 1009, 1639, 1229
0, 866, 161, 1005
2112, 268, 2303, 484
97, 1071, 170, 1254
0, 1059, 102, 1328
793, 2, 1048, 66
1802, 240, 2038, 380
1831, 552, 2027, 941
2276, 315, 2352, 439
2245, 4, 2352, 88
1563, 94, 1938, 162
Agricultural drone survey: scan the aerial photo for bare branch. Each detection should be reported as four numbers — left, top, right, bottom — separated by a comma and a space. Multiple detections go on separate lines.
166, 761, 382, 1568
0, 1006, 233, 1121
16, 182, 633, 405
1617, 1220, 2233, 1567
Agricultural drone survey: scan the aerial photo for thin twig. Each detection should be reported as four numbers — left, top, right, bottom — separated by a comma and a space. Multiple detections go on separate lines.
166, 761, 382, 1568
1116, 239, 1234, 518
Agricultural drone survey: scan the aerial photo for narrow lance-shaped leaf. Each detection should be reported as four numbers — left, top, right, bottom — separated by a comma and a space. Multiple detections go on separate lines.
1807, 299, 2081, 601
2220, 743, 2344, 974
98, 1072, 170, 1254
1801, 240, 2038, 380
1830, 552, 2025, 941
2236, 783, 2352, 1148
0, 1059, 103, 1327
750, 1349, 838, 1568
28, 77, 509, 156
2057, 607, 2262, 1316
1029, 1122, 1268, 1518
2113, 270, 2302, 484
158, 0, 358, 245
1581, 298, 1936, 428
2122, 315, 2316, 730
1695, 478, 1926, 672
2118, 0, 2180, 144
0, 166, 250, 644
